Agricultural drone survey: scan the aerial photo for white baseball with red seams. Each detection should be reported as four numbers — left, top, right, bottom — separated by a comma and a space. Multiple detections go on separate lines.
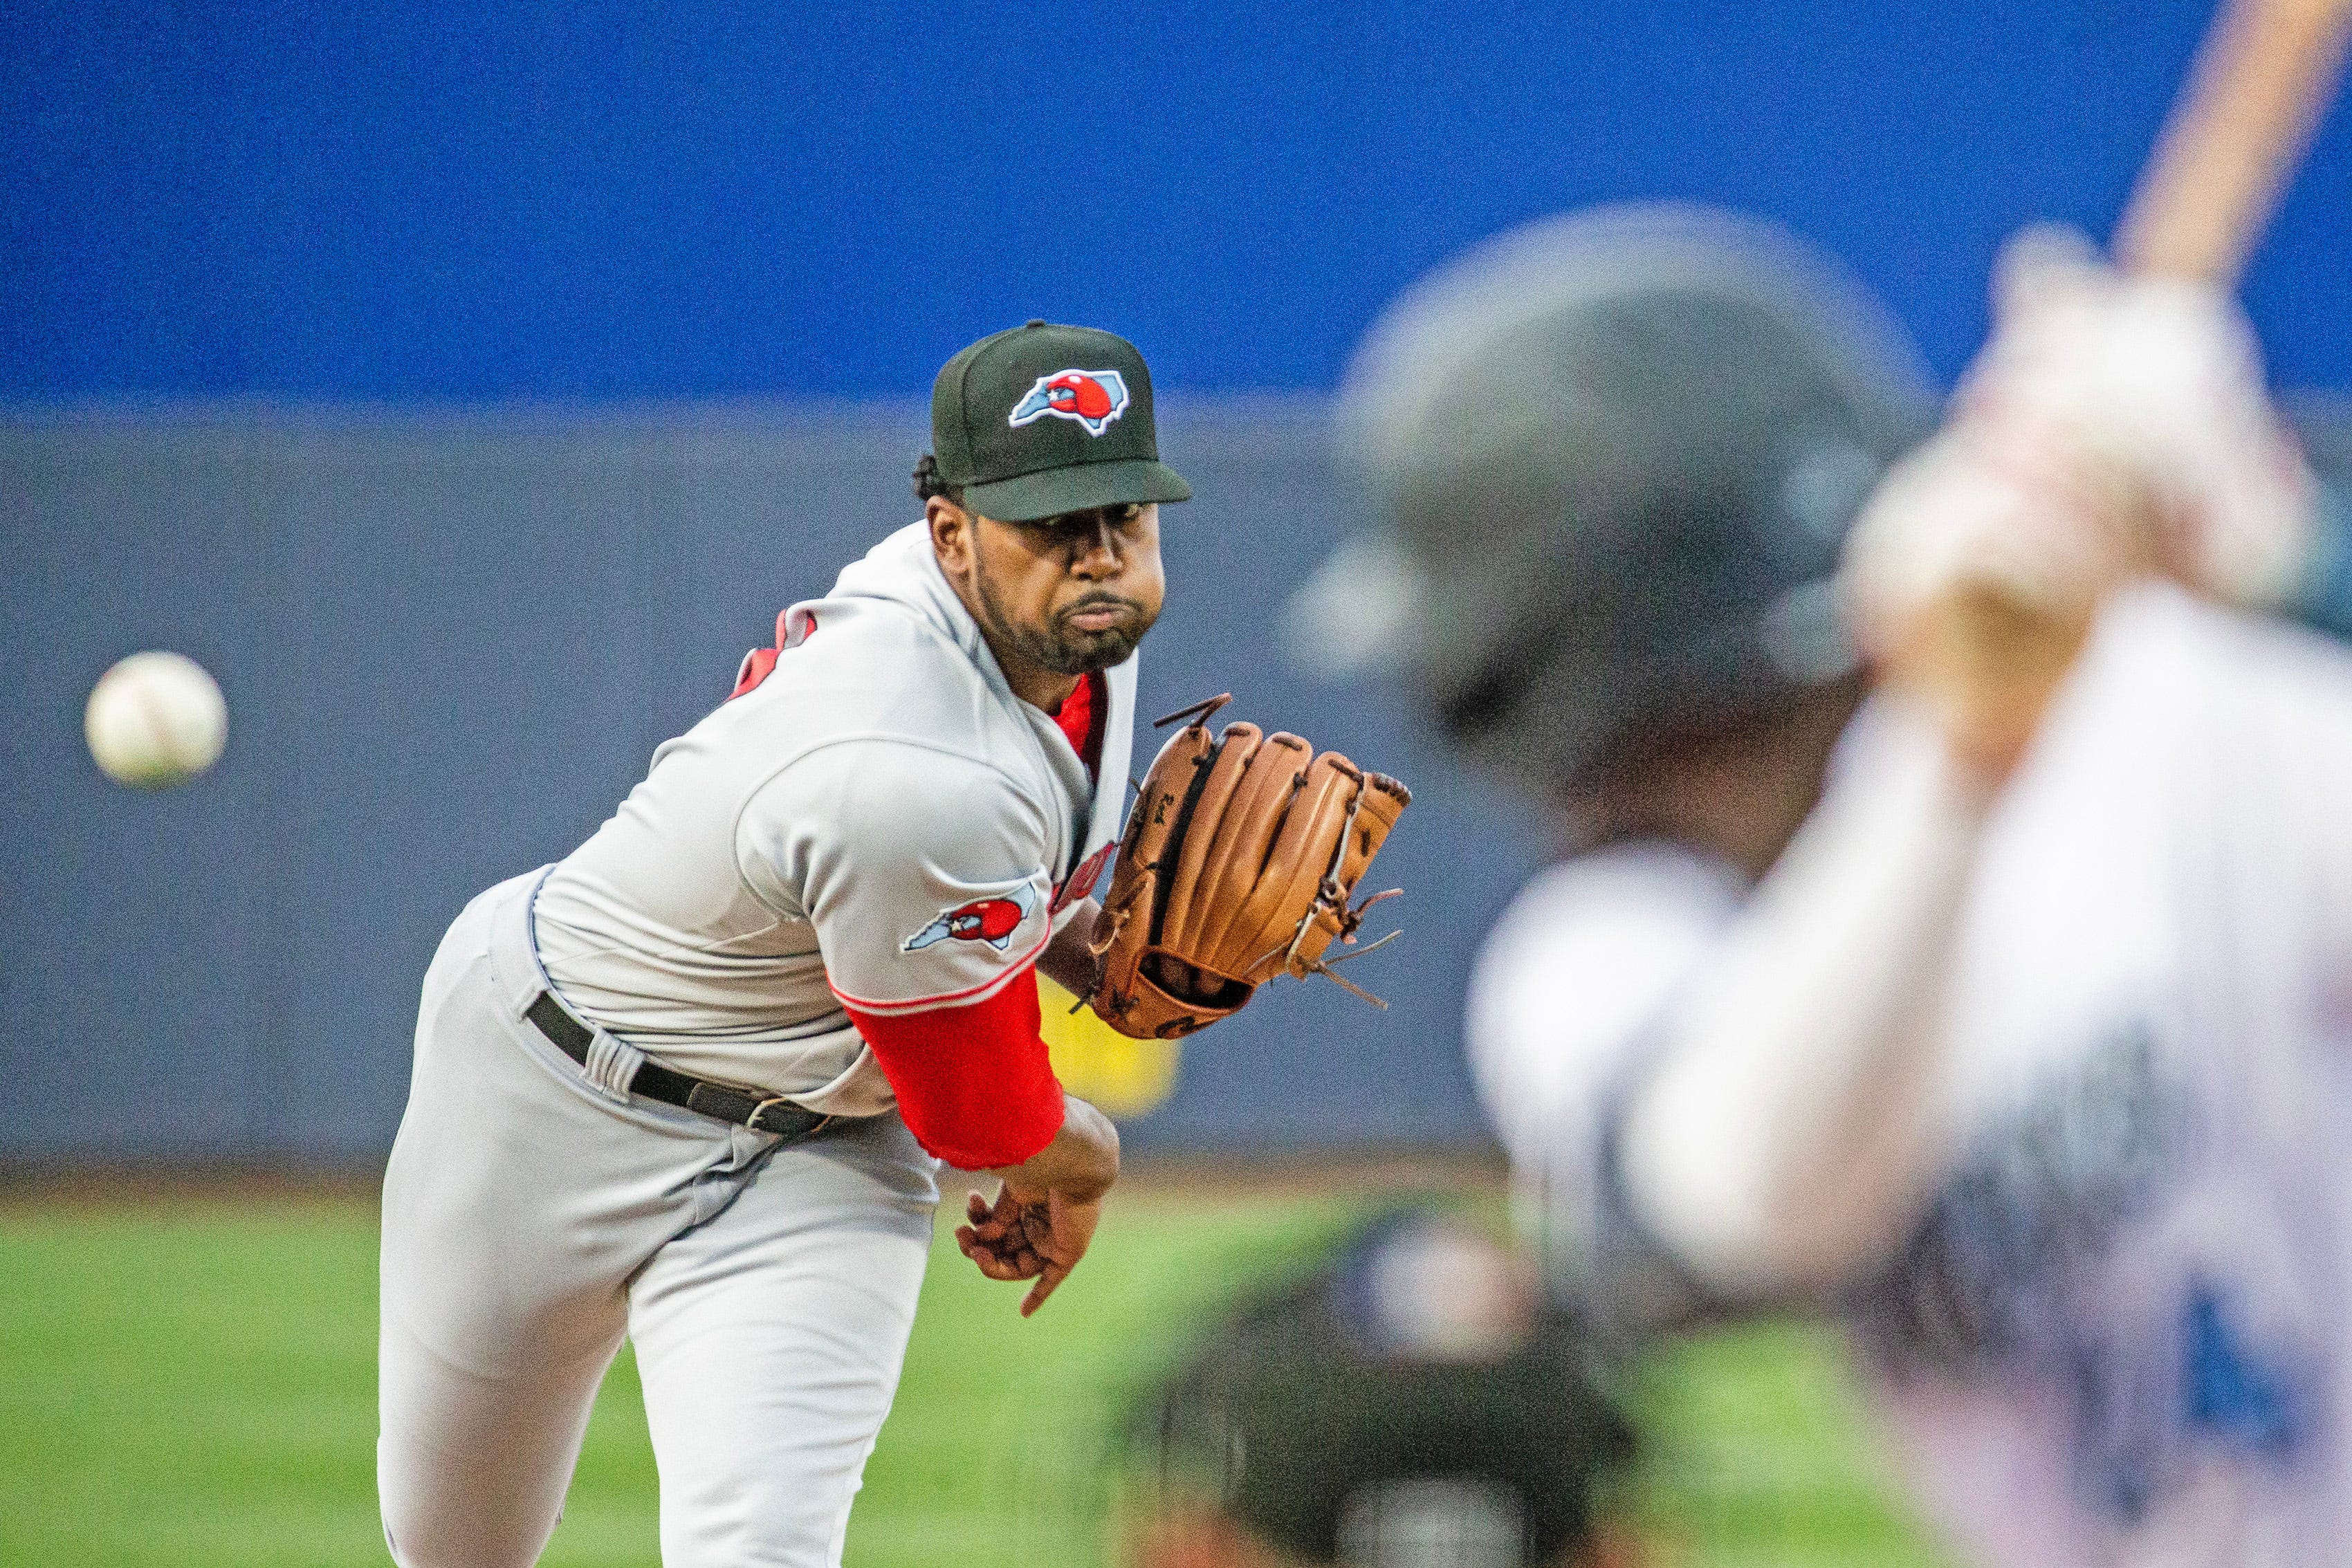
83, 649, 228, 787
378, 520, 1130, 1568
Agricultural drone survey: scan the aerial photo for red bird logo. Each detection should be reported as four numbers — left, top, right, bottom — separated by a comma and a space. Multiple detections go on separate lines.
1007, 368, 1132, 436
902, 883, 1038, 952
1045, 373, 1114, 420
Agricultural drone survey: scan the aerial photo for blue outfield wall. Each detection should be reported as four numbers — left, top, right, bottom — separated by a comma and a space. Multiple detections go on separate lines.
0, 403, 1543, 1164
6, 1, 2351, 401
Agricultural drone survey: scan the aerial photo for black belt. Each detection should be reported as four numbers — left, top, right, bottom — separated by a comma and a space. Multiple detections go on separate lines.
524, 990, 835, 1142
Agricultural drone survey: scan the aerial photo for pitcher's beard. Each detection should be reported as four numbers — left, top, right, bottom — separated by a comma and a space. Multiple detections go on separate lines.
976, 575, 1155, 676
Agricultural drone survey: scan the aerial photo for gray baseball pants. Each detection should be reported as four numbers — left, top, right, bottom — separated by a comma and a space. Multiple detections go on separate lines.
378, 871, 939, 1567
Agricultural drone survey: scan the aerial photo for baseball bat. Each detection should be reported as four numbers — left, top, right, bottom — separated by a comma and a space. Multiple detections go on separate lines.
2112, 0, 2352, 282
1892, 0, 2352, 775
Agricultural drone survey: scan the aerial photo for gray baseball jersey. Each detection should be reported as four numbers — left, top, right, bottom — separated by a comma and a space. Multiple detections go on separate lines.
531, 520, 1133, 1114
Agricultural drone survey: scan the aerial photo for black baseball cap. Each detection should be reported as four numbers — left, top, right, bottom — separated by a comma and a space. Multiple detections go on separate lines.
928, 320, 1193, 523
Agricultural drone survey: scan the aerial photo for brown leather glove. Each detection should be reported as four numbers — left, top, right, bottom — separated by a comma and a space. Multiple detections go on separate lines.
1087, 696, 1411, 1040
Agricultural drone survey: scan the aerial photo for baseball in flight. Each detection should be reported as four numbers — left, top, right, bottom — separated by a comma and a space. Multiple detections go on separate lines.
84, 650, 228, 788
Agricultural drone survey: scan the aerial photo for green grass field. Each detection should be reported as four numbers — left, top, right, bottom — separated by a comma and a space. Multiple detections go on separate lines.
0, 1179, 1951, 1567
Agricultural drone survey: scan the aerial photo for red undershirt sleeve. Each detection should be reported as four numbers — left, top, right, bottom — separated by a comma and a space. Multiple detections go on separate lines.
843, 968, 1067, 1170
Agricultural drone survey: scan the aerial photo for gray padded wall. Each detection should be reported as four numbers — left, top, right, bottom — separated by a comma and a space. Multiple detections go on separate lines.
0, 403, 1543, 1165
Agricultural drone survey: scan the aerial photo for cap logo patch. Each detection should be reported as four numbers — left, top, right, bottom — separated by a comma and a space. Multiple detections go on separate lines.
1009, 369, 1130, 437
902, 883, 1038, 953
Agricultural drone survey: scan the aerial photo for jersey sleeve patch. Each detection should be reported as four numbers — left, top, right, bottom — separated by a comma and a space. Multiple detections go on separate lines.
903, 883, 1038, 952
828, 871, 1054, 1017
823, 865, 1054, 1024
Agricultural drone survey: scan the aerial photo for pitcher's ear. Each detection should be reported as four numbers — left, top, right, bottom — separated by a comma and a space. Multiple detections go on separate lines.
928, 495, 976, 577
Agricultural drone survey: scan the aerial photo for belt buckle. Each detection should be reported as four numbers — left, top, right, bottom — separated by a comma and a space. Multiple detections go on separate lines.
748, 1096, 829, 1139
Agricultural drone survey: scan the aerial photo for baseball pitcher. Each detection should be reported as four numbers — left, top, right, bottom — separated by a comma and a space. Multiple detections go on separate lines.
376, 320, 1406, 1567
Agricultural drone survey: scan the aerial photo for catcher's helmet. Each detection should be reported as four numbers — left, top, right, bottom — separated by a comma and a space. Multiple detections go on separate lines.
1298, 203, 1936, 800
1127, 1210, 1633, 1566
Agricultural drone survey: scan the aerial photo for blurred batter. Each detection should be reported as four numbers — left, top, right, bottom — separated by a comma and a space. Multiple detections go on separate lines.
1303, 205, 2352, 1567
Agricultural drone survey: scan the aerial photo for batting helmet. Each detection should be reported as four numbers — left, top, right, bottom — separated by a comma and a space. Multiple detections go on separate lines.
1296, 203, 1937, 800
